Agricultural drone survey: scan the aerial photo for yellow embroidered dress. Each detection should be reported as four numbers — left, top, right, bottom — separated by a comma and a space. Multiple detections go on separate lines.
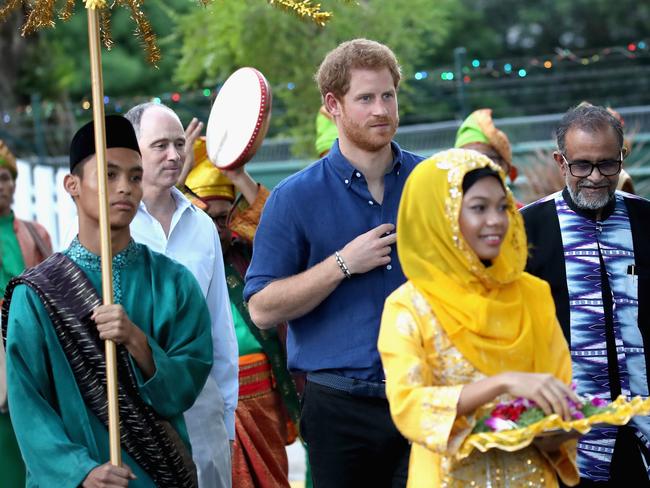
378, 149, 579, 488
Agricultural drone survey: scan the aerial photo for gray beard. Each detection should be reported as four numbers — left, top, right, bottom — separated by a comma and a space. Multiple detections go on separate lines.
567, 184, 615, 210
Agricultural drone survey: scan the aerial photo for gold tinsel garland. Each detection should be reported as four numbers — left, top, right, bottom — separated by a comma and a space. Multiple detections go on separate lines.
268, 0, 332, 26
0, 0, 339, 64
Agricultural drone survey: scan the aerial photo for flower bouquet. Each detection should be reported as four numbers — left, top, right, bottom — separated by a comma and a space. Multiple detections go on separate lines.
457, 392, 650, 460
472, 395, 610, 434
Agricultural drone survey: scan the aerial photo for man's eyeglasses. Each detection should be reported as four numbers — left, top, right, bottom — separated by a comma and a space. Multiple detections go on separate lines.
561, 152, 623, 178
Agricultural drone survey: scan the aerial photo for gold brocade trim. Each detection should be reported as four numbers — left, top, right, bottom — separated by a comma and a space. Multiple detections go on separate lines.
226, 275, 239, 289
229, 186, 270, 244
238, 354, 274, 385
239, 370, 272, 386
238, 354, 274, 400
436, 150, 523, 288
239, 352, 268, 368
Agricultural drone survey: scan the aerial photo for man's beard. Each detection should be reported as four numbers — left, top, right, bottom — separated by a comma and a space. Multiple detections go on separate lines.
567, 180, 615, 210
339, 112, 398, 152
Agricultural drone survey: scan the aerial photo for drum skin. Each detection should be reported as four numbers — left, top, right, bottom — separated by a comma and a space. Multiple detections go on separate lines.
206, 67, 272, 169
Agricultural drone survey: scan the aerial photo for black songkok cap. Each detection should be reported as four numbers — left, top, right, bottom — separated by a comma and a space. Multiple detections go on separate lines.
69, 114, 141, 172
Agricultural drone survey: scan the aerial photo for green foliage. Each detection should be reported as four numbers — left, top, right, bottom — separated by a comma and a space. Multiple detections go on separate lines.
581, 403, 613, 418
175, 0, 455, 156
11, 0, 650, 156
472, 414, 493, 433
516, 408, 546, 427
18, 0, 194, 100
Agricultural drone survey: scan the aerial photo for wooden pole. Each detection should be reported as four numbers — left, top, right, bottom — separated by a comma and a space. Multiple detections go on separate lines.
87, 6, 121, 467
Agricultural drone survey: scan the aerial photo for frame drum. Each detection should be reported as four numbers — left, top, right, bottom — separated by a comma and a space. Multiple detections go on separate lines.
205, 67, 272, 169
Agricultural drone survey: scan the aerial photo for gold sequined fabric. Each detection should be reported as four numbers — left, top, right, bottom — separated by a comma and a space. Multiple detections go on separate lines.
378, 282, 579, 488
229, 186, 270, 244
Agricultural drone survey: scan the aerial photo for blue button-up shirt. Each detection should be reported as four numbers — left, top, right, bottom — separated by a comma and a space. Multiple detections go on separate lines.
244, 140, 423, 381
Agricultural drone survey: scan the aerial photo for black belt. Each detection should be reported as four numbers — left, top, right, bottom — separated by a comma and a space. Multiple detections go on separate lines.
307, 372, 386, 399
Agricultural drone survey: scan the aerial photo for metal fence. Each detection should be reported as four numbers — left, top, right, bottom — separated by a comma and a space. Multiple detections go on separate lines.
254, 105, 650, 161
13, 106, 650, 250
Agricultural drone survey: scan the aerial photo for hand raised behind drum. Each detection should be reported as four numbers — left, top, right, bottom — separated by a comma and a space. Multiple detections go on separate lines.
185, 117, 204, 153
222, 167, 259, 206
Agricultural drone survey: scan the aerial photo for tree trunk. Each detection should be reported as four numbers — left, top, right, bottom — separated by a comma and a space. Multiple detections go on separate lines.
0, 9, 29, 112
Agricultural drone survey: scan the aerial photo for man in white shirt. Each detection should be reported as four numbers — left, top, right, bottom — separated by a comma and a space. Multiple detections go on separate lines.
125, 102, 238, 488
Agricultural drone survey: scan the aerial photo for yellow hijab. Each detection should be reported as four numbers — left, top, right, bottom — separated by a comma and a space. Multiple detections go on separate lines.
397, 148, 567, 378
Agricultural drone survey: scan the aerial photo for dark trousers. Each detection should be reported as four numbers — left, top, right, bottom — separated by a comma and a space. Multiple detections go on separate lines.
300, 381, 410, 488
562, 427, 650, 487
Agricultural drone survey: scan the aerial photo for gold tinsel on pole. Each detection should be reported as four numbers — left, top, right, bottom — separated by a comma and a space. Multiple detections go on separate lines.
0, 0, 340, 64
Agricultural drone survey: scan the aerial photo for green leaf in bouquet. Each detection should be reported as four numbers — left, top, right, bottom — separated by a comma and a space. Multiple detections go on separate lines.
516, 407, 546, 427
581, 402, 613, 418
473, 414, 493, 433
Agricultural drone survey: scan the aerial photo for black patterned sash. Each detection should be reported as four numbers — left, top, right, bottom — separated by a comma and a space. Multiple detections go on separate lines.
1, 253, 196, 487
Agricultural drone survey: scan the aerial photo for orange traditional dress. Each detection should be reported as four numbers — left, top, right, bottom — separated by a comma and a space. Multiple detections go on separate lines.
378, 149, 579, 488
185, 142, 300, 488
227, 187, 300, 488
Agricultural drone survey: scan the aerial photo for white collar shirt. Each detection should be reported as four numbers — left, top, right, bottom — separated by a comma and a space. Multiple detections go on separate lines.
130, 186, 238, 488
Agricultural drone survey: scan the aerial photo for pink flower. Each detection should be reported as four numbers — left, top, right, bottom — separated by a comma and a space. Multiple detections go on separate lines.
512, 398, 534, 409
485, 416, 517, 432
572, 411, 585, 420
567, 398, 582, 410
591, 397, 608, 408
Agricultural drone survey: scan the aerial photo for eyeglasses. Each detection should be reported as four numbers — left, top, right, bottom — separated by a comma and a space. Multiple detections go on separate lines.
561, 152, 623, 178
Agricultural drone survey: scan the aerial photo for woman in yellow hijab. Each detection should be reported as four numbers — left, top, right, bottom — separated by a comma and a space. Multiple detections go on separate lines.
378, 149, 579, 487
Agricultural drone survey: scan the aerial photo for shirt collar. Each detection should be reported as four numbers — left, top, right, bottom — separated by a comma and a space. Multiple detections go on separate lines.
327, 140, 404, 189
138, 186, 198, 215
65, 236, 140, 271
170, 186, 197, 213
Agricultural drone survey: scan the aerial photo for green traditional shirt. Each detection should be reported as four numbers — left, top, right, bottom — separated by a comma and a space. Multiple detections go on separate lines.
5, 240, 213, 487
0, 213, 25, 297
231, 302, 263, 356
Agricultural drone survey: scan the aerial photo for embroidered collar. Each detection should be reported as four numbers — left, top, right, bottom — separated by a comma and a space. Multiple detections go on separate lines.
66, 237, 140, 271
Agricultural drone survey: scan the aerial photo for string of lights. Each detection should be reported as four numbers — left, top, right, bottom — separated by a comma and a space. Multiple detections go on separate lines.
2, 39, 648, 125
417, 40, 649, 84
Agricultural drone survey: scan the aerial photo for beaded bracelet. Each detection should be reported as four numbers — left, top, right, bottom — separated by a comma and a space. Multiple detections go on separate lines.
334, 251, 352, 279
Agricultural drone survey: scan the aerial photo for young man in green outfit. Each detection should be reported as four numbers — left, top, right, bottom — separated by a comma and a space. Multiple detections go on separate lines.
2, 115, 213, 487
